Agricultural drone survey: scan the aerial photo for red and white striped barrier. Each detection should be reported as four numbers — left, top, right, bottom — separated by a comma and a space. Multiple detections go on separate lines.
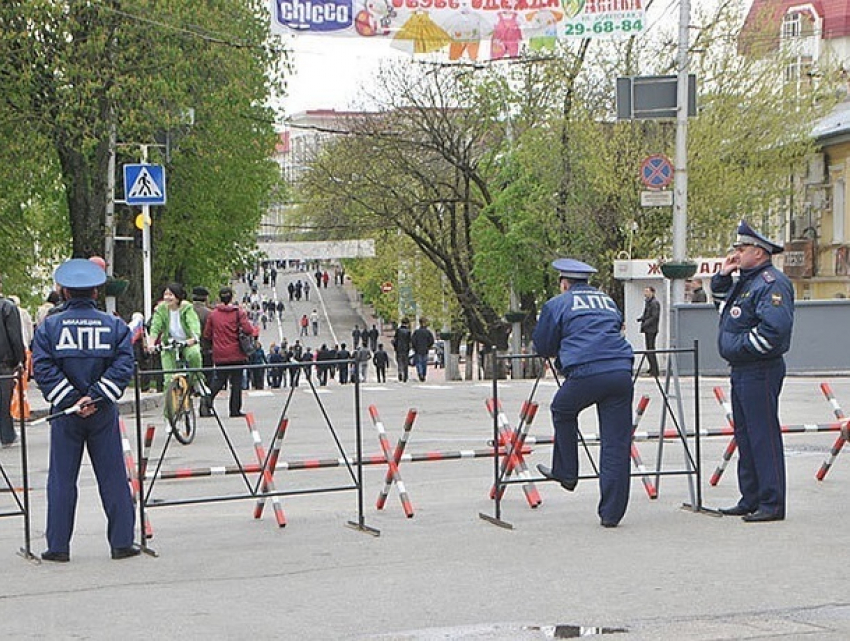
376, 409, 418, 512
630, 395, 657, 499
246, 412, 286, 527
119, 419, 139, 496
491, 400, 540, 503
369, 405, 414, 518
709, 387, 736, 486
710, 383, 850, 486
120, 419, 154, 539
146, 447, 532, 479
816, 383, 850, 481
148, 463, 264, 480
486, 398, 542, 508
254, 415, 290, 521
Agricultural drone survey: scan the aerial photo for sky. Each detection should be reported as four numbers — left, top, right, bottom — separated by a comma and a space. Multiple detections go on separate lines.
280, 36, 405, 116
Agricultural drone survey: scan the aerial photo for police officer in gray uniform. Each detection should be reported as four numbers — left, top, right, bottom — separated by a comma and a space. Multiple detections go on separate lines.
712, 221, 794, 523
32, 259, 139, 562
532, 259, 635, 528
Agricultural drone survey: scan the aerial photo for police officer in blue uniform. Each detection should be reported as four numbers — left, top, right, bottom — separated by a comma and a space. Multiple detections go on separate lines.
32, 259, 139, 561
532, 259, 635, 528
711, 221, 794, 523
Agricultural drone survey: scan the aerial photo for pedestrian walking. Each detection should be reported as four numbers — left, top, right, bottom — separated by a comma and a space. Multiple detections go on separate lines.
636, 286, 661, 377
391, 319, 412, 382
310, 308, 319, 336
0, 275, 25, 447
712, 220, 794, 523
336, 343, 351, 384
411, 318, 434, 382
373, 344, 389, 383
532, 258, 635, 528
268, 345, 284, 388
367, 324, 379, 352
203, 287, 256, 417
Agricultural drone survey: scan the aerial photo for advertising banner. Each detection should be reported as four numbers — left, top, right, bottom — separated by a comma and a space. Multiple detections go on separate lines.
270, 0, 645, 59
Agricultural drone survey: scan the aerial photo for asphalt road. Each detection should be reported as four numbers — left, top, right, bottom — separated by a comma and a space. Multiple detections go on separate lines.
2, 271, 849, 639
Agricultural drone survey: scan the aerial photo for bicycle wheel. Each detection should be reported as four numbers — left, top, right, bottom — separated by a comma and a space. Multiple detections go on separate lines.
164, 376, 197, 445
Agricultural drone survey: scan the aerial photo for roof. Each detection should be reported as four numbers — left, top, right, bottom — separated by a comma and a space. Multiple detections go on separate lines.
812, 99, 850, 143
744, 0, 850, 40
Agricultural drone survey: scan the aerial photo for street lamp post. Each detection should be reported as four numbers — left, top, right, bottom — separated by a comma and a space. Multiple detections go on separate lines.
670, 0, 691, 345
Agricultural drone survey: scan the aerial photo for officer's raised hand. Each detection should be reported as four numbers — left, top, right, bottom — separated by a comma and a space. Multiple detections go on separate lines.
720, 251, 740, 276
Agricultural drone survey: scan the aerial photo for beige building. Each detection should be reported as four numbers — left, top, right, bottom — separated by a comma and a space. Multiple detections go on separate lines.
743, 0, 850, 299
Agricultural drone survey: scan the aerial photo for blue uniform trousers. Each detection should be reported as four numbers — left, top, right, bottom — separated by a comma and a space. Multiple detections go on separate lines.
550, 370, 633, 525
730, 359, 786, 517
46, 406, 135, 554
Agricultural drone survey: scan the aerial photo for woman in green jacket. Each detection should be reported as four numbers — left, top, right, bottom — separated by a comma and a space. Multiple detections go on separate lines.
146, 282, 203, 386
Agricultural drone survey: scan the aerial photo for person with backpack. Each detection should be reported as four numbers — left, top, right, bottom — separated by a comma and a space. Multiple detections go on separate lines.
203, 288, 256, 417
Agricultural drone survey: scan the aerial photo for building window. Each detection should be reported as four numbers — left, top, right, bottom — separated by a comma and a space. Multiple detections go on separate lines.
782, 12, 801, 39
833, 179, 845, 244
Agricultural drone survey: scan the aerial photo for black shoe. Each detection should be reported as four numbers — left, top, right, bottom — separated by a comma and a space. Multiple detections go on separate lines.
600, 520, 618, 528
111, 545, 141, 560
1, 436, 18, 448
199, 407, 213, 417
719, 505, 755, 516
229, 412, 247, 418
742, 510, 784, 523
41, 550, 70, 563
536, 464, 577, 491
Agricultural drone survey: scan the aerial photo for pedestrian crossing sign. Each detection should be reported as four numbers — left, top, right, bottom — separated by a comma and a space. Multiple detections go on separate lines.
123, 164, 166, 206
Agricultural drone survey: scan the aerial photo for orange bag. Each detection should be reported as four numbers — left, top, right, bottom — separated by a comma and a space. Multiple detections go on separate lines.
10, 353, 31, 421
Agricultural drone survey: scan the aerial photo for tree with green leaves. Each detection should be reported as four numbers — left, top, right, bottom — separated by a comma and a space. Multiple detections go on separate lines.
0, 0, 287, 313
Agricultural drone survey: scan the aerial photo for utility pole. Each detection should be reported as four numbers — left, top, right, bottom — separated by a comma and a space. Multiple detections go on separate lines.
141, 144, 153, 320
671, 0, 691, 332
104, 123, 117, 314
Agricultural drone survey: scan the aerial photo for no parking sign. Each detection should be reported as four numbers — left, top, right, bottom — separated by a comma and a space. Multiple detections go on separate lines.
639, 155, 674, 190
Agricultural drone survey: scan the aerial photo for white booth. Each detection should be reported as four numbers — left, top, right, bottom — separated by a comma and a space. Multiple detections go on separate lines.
613, 258, 723, 371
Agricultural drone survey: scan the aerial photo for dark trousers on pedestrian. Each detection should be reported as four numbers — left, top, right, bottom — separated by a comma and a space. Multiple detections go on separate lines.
396, 353, 408, 382
0, 370, 17, 444
642, 332, 659, 376
46, 407, 135, 554
730, 360, 786, 517
210, 364, 245, 416
376, 365, 386, 383
550, 369, 633, 526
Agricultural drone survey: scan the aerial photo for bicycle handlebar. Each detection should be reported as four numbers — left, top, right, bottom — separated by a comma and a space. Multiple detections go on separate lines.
153, 339, 193, 353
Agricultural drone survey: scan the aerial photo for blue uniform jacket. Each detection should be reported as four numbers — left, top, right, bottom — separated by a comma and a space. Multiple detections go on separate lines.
711, 262, 794, 365
32, 298, 135, 411
532, 283, 633, 377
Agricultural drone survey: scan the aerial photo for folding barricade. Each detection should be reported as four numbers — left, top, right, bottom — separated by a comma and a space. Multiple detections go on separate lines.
479, 340, 707, 529
133, 356, 379, 556
709, 382, 850, 486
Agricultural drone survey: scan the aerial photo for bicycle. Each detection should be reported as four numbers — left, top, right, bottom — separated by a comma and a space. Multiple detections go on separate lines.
158, 339, 209, 445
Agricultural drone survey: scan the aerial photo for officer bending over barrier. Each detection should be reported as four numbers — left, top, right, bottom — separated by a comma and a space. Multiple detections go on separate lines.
32, 259, 139, 562
532, 258, 635, 528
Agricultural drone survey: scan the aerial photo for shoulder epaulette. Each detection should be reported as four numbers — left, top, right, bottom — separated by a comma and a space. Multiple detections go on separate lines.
761, 270, 776, 283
